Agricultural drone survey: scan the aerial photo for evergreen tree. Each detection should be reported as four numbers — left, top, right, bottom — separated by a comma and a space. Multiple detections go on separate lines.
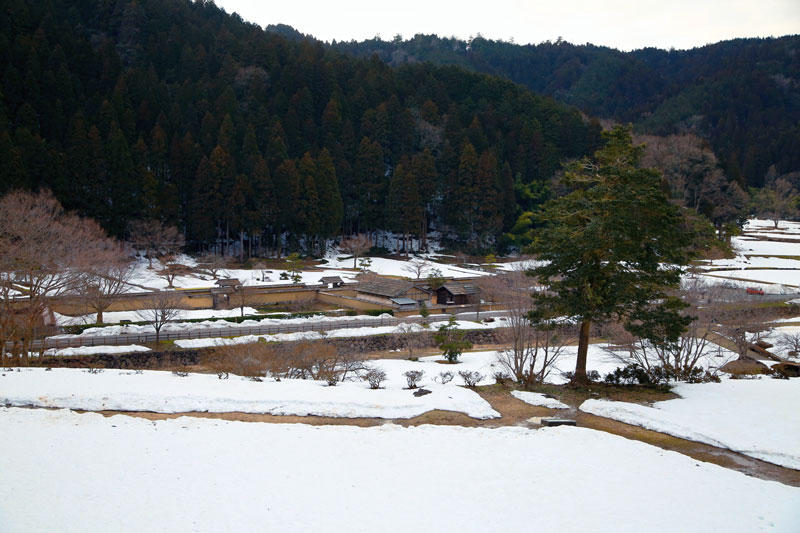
314, 148, 343, 238
528, 126, 693, 384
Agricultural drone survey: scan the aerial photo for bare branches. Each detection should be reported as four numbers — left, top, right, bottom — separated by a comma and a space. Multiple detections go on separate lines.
127, 219, 185, 269
79, 242, 134, 324
340, 234, 371, 269
402, 258, 431, 280
135, 291, 182, 343
0, 189, 118, 361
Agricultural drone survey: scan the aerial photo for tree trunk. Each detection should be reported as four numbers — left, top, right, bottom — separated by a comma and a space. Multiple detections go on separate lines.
572, 318, 592, 385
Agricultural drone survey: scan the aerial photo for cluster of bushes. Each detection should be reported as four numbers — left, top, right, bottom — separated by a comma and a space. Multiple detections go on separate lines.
602, 364, 721, 386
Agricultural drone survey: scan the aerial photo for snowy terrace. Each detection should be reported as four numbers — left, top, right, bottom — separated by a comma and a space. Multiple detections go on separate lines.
2, 408, 798, 532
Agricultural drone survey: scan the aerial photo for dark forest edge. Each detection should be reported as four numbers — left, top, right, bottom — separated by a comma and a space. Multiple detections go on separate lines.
0, 0, 797, 258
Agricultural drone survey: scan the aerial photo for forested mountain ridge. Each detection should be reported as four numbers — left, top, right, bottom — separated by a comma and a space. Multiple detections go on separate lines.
0, 0, 602, 254
331, 33, 800, 187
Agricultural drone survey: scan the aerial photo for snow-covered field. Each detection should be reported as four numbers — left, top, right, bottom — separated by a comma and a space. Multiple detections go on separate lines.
323, 253, 488, 278
120, 250, 489, 293
1, 408, 798, 533
173, 318, 508, 349
731, 237, 800, 257
55, 307, 263, 326
690, 219, 800, 292
743, 219, 800, 234
580, 377, 800, 469
0, 351, 503, 419
700, 269, 799, 288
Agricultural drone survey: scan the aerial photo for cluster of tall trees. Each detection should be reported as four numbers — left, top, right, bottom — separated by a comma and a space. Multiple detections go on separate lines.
333, 33, 800, 188
0, 0, 601, 256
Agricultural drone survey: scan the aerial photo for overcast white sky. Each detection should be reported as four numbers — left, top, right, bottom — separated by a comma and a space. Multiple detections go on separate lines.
214, 0, 799, 51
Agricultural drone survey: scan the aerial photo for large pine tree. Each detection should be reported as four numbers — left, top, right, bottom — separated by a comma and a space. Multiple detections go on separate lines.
528, 126, 693, 384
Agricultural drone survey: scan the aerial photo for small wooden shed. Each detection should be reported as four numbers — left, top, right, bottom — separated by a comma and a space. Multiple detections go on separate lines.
435, 282, 480, 305
320, 276, 344, 289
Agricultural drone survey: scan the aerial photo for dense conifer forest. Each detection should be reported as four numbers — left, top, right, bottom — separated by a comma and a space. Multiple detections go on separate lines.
332, 33, 800, 188
0, 0, 602, 254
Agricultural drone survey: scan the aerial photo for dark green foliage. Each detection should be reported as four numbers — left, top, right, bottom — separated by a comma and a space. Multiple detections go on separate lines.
0, 0, 599, 255
528, 126, 693, 383
334, 34, 800, 188
434, 316, 473, 363
604, 364, 720, 386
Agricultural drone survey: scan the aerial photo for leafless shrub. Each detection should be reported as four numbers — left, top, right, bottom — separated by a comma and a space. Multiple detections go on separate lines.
493, 371, 511, 386
605, 280, 739, 381
436, 370, 454, 384
362, 367, 387, 389
270, 341, 365, 382
484, 270, 573, 385
396, 323, 424, 359
458, 370, 483, 387
404, 370, 424, 389
207, 342, 277, 378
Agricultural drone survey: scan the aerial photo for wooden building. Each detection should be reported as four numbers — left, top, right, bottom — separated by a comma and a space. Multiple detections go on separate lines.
354, 279, 433, 308
435, 282, 480, 305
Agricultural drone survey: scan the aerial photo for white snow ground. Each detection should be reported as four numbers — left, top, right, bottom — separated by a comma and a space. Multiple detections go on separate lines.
580, 377, 800, 469
322, 253, 488, 278
55, 307, 263, 326
0, 359, 501, 419
42, 344, 151, 357
0, 408, 798, 533
510, 390, 570, 409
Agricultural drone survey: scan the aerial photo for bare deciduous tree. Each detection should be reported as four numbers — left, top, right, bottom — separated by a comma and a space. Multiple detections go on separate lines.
136, 291, 182, 343
751, 177, 798, 229
0, 190, 116, 363
776, 332, 800, 358
340, 234, 371, 269
396, 322, 424, 359
128, 219, 185, 269
479, 270, 572, 386
79, 243, 134, 324
402, 258, 431, 280
196, 253, 230, 280
155, 256, 193, 289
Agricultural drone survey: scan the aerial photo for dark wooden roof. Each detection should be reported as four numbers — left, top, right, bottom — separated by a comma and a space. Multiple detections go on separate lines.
320, 276, 343, 283
439, 282, 480, 296
356, 279, 415, 297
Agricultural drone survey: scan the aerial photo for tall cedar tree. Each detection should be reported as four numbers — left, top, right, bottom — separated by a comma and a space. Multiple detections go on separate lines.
527, 126, 693, 384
